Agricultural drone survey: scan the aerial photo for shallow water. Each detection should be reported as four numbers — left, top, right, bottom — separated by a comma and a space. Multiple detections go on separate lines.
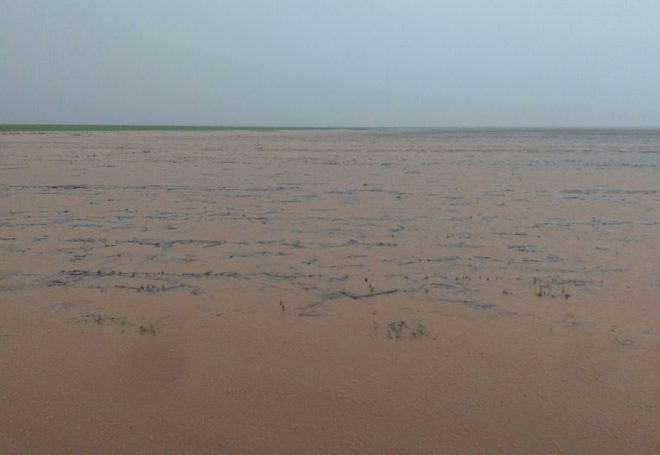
1, 129, 659, 453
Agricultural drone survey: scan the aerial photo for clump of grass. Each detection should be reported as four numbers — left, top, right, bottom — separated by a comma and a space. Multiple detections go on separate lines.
386, 321, 428, 340
386, 321, 407, 339
410, 323, 428, 338
138, 324, 156, 336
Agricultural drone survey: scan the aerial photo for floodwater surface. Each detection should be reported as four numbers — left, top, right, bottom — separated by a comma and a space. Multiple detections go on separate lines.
1, 129, 659, 453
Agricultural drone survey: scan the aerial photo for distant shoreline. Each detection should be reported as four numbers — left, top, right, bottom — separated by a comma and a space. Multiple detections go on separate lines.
0, 124, 658, 133
0, 124, 350, 132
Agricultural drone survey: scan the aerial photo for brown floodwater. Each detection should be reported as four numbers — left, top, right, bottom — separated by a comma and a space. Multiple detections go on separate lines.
1, 129, 659, 454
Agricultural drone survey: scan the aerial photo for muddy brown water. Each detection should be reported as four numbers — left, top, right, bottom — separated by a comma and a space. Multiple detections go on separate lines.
1, 129, 659, 453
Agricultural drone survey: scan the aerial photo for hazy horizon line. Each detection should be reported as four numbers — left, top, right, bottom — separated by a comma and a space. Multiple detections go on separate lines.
2, 124, 660, 132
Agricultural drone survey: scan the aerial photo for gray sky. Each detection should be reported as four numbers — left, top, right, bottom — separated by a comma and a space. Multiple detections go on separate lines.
1, 0, 659, 127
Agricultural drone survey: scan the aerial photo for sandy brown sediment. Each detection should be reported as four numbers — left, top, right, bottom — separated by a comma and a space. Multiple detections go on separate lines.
1, 129, 659, 453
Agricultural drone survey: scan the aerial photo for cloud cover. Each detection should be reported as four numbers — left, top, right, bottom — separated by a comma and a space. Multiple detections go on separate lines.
1, 0, 659, 127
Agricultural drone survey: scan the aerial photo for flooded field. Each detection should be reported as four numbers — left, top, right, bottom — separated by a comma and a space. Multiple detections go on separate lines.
1, 129, 659, 453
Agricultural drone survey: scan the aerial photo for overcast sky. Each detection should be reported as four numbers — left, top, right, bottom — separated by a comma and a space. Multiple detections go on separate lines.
1, 0, 659, 127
